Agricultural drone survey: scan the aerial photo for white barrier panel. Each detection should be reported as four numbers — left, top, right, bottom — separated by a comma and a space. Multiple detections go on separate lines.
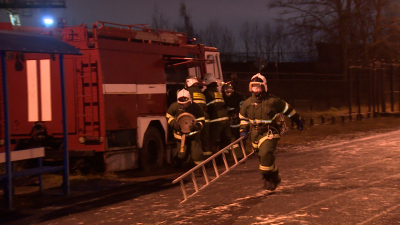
0, 147, 45, 163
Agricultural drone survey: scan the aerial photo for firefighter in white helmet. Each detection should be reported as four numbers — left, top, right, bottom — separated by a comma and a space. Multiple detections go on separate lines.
166, 89, 206, 166
185, 75, 212, 156
239, 73, 304, 190
202, 73, 241, 158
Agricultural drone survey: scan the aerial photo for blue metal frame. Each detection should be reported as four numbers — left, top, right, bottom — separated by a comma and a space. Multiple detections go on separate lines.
0, 30, 82, 209
1, 50, 12, 210
59, 54, 70, 195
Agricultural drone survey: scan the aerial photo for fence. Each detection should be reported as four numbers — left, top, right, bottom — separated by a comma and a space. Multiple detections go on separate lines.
224, 72, 347, 111
223, 62, 400, 117
348, 61, 400, 117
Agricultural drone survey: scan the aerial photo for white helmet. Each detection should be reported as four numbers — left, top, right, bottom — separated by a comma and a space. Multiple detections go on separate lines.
177, 89, 192, 106
249, 73, 268, 92
203, 73, 219, 85
185, 75, 199, 88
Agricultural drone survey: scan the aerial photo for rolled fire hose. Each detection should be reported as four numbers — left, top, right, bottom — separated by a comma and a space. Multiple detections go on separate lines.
176, 112, 196, 154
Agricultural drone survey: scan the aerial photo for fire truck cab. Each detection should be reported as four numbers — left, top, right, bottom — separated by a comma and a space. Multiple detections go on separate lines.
0, 21, 224, 171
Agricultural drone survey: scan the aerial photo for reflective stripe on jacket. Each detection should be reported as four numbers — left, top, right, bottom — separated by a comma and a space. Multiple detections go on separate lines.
239, 92, 299, 147
203, 86, 228, 122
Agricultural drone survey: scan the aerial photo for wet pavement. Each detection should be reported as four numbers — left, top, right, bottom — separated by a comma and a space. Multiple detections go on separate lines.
2, 129, 400, 224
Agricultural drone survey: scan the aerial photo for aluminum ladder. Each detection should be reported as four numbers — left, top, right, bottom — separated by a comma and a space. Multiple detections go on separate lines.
172, 136, 254, 203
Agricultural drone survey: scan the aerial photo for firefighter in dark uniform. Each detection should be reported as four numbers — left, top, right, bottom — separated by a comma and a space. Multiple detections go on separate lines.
185, 75, 212, 157
222, 81, 246, 139
166, 89, 206, 166
239, 73, 304, 190
203, 73, 241, 158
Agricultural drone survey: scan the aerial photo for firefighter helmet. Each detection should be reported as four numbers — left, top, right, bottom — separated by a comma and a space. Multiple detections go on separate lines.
222, 82, 234, 97
203, 73, 219, 85
185, 75, 200, 88
177, 89, 192, 108
249, 73, 268, 93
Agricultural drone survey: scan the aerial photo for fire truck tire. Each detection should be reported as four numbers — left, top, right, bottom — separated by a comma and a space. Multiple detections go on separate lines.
139, 126, 164, 170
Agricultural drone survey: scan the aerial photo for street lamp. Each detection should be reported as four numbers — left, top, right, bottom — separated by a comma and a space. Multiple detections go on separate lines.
43, 17, 54, 27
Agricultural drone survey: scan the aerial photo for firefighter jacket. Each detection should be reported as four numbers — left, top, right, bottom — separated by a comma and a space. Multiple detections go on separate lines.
203, 85, 229, 123
166, 102, 205, 140
239, 92, 301, 149
186, 86, 207, 111
223, 91, 246, 128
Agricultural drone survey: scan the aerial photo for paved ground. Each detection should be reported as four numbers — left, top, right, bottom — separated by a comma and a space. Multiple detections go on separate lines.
2, 124, 400, 224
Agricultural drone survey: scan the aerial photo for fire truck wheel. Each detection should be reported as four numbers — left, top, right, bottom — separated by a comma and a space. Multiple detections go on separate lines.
140, 126, 164, 171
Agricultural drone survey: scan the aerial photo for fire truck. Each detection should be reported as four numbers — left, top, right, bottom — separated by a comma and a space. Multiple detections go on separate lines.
0, 21, 224, 172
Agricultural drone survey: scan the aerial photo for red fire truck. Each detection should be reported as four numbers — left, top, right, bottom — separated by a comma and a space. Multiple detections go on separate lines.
0, 21, 224, 172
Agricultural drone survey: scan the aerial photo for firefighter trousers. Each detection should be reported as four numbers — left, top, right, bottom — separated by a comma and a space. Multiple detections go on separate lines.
175, 133, 205, 165
230, 125, 240, 140
209, 120, 243, 158
201, 112, 212, 156
257, 138, 279, 173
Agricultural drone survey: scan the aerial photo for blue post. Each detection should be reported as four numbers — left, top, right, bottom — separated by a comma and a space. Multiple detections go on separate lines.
38, 157, 43, 194
1, 51, 12, 209
59, 54, 70, 195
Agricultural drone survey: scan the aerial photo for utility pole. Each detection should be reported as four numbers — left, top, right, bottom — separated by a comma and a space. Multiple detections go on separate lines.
7, 9, 20, 26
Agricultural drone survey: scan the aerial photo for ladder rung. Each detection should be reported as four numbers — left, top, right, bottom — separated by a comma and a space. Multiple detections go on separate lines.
82, 83, 98, 86
80, 68, 97, 72
191, 172, 199, 192
180, 180, 188, 201
202, 165, 209, 184
77, 114, 92, 117
84, 102, 99, 106
212, 158, 219, 177
84, 122, 100, 126
77, 75, 92, 78
81, 63, 97, 68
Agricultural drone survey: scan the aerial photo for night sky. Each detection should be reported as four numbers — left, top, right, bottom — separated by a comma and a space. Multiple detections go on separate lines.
0, 0, 276, 35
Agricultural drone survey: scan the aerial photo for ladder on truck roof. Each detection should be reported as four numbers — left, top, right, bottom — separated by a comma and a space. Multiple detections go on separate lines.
172, 137, 255, 204
94, 21, 188, 46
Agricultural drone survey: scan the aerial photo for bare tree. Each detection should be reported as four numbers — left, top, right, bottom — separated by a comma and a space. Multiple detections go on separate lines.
261, 22, 275, 62
241, 20, 294, 62
239, 21, 252, 61
269, 0, 400, 72
198, 20, 235, 57
199, 20, 220, 48
220, 27, 236, 56
251, 22, 263, 59
151, 4, 170, 30
174, 1, 195, 39
362, 0, 400, 61
269, 0, 354, 74
274, 22, 296, 62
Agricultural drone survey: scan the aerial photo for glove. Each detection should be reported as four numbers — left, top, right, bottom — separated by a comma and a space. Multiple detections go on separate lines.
295, 119, 304, 131
173, 121, 181, 131
240, 129, 248, 140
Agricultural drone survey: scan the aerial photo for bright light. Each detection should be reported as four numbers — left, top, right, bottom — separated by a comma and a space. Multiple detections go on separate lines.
43, 17, 54, 27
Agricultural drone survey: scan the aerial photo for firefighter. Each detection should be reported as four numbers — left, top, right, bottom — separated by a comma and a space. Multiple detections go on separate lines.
185, 75, 212, 156
166, 89, 206, 167
239, 73, 304, 191
222, 81, 246, 139
203, 73, 241, 158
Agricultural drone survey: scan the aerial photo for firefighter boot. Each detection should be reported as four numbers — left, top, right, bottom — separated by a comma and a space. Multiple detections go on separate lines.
262, 171, 281, 191
262, 172, 272, 190
171, 156, 183, 169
